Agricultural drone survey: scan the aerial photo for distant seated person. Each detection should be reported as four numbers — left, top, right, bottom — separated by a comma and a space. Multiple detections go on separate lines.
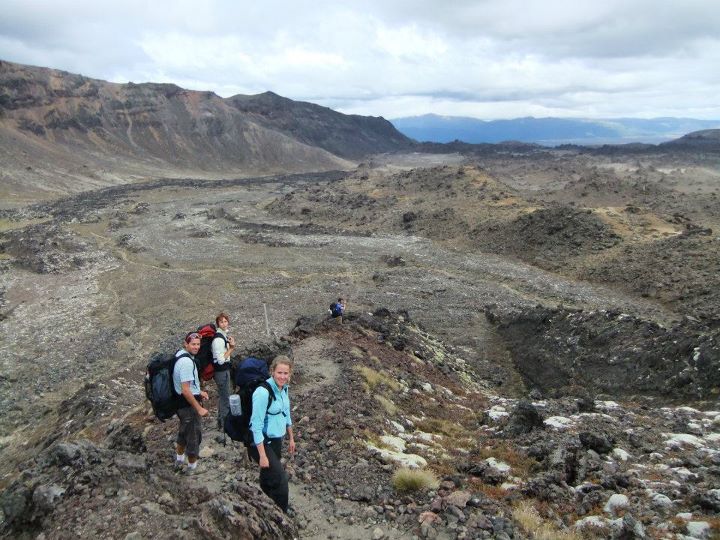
329, 297, 346, 323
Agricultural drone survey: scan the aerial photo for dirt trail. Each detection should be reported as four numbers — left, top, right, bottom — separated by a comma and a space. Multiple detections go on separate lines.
288, 336, 411, 538
289, 485, 413, 540
290, 336, 341, 397
166, 334, 411, 538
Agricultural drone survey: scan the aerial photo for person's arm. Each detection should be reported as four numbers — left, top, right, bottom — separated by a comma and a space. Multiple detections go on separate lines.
256, 440, 270, 468
287, 426, 296, 455
226, 335, 235, 359
181, 382, 208, 416
285, 389, 295, 454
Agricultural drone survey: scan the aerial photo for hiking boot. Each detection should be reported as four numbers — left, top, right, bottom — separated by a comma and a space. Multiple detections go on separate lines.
185, 465, 199, 476
173, 460, 185, 472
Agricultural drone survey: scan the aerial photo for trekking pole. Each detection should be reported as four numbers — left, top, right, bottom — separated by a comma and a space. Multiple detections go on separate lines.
263, 303, 271, 337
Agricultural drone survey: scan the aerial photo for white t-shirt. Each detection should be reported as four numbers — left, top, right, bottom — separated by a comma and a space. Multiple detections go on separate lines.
211, 329, 229, 365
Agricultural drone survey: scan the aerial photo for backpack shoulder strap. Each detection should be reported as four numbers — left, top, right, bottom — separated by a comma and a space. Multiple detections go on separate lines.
175, 351, 192, 367
174, 351, 198, 378
259, 381, 276, 412
170, 351, 193, 396
213, 332, 229, 345
173, 351, 192, 366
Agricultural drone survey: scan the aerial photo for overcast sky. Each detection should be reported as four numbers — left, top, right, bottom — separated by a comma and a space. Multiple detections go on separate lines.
1, 0, 719, 120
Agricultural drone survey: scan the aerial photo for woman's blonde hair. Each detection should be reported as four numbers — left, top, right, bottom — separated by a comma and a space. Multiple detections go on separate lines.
270, 355, 293, 372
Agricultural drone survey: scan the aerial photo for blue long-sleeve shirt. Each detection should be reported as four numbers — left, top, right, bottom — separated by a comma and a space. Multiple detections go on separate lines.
250, 377, 292, 445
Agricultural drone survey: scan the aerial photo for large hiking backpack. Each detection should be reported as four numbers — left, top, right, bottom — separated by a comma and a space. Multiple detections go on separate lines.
234, 356, 270, 389
224, 378, 274, 445
145, 352, 189, 421
330, 302, 343, 317
195, 323, 223, 381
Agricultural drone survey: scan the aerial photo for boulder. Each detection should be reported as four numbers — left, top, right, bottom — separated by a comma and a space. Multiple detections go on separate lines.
603, 493, 630, 516
32, 484, 66, 512
579, 432, 614, 454
503, 400, 544, 436
445, 490, 471, 508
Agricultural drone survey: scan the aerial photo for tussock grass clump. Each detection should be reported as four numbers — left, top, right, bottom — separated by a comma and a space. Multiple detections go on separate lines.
415, 417, 464, 438
512, 500, 582, 540
392, 467, 439, 494
356, 365, 383, 389
375, 394, 398, 415
355, 365, 402, 391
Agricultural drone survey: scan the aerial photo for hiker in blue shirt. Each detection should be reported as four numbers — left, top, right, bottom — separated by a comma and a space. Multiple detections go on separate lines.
173, 332, 209, 474
330, 297, 346, 324
248, 355, 295, 513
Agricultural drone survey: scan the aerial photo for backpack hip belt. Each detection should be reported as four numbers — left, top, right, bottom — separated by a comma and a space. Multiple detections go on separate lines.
176, 394, 203, 409
213, 362, 231, 372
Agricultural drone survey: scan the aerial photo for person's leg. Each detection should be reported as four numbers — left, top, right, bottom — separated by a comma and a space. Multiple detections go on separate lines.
175, 407, 193, 467
268, 437, 283, 461
184, 408, 202, 469
214, 370, 230, 429
256, 439, 288, 512
263, 439, 288, 511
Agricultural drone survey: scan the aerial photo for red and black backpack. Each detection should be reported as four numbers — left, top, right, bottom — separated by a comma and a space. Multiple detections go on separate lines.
194, 323, 227, 381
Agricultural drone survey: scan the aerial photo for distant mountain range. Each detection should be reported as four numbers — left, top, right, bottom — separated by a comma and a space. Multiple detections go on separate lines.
2, 58, 719, 205
0, 59, 413, 201
391, 114, 720, 146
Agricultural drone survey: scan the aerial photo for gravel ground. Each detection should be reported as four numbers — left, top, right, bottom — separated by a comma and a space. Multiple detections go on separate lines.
1, 150, 720, 538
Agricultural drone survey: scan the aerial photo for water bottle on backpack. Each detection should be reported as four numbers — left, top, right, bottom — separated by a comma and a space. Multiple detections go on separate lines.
229, 394, 241, 416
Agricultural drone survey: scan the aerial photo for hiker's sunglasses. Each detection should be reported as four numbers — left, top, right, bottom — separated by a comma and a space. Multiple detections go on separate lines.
185, 332, 201, 342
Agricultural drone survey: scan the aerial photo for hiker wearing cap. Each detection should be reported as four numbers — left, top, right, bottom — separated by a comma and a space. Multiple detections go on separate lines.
212, 312, 235, 430
248, 355, 295, 512
173, 332, 209, 473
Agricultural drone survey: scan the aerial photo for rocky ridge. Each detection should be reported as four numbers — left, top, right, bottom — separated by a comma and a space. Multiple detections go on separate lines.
0, 60, 409, 204
486, 304, 720, 401
268, 161, 720, 322
2, 311, 719, 539
227, 91, 412, 160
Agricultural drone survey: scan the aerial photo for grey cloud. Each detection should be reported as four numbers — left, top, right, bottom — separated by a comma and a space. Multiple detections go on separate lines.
0, 0, 718, 120
358, 0, 720, 59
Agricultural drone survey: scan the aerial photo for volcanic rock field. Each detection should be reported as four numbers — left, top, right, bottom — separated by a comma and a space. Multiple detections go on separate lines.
1, 61, 720, 540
